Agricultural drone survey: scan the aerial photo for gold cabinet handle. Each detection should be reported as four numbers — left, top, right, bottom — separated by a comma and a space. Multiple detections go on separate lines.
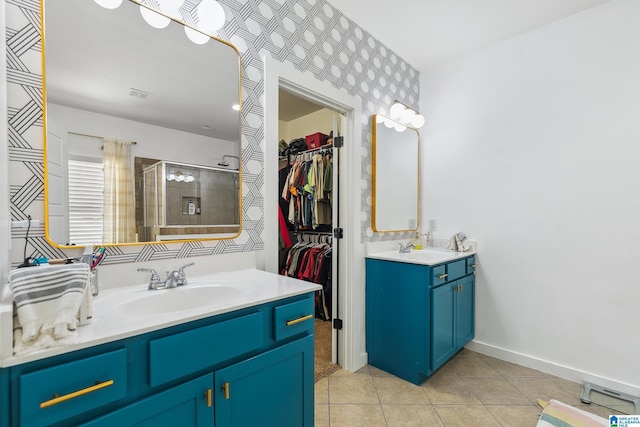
222, 382, 230, 400
437, 273, 448, 279
40, 380, 114, 409
286, 314, 313, 326
204, 388, 212, 407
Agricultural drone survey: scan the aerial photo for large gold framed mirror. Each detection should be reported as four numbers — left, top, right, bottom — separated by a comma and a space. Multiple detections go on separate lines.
372, 114, 420, 232
42, 0, 242, 246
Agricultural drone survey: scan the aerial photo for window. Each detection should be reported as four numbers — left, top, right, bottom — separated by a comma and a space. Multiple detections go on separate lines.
68, 158, 104, 245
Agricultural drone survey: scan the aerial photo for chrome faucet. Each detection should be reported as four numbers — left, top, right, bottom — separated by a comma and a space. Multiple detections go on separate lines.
398, 242, 414, 253
138, 262, 194, 290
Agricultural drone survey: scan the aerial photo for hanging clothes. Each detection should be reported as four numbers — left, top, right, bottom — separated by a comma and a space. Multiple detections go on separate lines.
281, 235, 332, 320
281, 149, 333, 232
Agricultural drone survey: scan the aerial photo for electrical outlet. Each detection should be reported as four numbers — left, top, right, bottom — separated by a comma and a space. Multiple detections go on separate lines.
12, 219, 40, 228
428, 219, 437, 231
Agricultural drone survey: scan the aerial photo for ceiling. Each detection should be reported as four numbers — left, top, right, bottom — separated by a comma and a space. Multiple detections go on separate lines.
44, 0, 240, 141
328, 0, 610, 71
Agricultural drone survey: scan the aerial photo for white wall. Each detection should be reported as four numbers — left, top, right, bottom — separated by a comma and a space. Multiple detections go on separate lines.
420, 0, 640, 394
48, 104, 238, 167
279, 109, 334, 144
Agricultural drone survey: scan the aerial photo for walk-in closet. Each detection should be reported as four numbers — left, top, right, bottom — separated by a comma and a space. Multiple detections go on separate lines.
277, 89, 341, 381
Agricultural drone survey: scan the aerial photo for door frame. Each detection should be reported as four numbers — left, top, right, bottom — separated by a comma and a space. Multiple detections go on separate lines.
262, 56, 366, 372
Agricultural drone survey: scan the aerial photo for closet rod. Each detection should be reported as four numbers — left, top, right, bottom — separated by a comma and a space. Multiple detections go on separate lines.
295, 230, 333, 235
293, 142, 333, 156
68, 131, 137, 145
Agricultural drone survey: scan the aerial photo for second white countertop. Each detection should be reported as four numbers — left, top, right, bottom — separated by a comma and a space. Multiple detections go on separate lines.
366, 248, 475, 266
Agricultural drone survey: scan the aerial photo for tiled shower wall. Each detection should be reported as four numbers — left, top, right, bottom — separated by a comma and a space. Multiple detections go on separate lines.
5, 0, 420, 268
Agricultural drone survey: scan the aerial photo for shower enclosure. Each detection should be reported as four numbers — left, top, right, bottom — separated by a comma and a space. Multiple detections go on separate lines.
141, 160, 240, 241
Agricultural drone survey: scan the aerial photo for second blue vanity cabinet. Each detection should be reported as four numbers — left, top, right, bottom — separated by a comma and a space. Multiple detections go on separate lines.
366, 254, 475, 385
431, 274, 475, 372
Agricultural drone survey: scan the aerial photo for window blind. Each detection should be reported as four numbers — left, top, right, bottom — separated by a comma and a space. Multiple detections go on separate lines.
68, 159, 104, 246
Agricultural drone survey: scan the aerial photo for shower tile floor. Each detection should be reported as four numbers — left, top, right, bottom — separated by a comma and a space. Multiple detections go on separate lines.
315, 349, 616, 426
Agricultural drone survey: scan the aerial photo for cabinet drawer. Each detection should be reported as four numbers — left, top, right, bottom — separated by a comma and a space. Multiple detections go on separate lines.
149, 311, 264, 387
447, 260, 467, 282
432, 260, 466, 287
466, 256, 476, 274
19, 348, 127, 427
273, 297, 315, 342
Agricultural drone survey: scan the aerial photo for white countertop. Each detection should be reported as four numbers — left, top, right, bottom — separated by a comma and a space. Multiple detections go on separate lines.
366, 248, 475, 266
1, 268, 321, 367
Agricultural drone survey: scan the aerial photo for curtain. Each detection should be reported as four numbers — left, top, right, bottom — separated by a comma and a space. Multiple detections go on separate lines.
102, 139, 136, 244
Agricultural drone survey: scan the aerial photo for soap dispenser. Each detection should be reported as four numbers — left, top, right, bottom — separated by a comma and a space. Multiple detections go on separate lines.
188, 199, 196, 215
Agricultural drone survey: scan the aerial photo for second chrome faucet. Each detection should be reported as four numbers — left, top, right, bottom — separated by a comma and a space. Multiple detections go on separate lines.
138, 262, 195, 290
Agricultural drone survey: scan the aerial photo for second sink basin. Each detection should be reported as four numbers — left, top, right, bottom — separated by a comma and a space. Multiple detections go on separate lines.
116, 285, 243, 316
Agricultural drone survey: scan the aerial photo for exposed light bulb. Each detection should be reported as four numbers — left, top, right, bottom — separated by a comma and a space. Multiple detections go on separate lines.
389, 102, 405, 120
140, 5, 171, 29
401, 108, 416, 124
232, 104, 240, 111
394, 122, 407, 132
184, 26, 210, 44
375, 115, 385, 124
196, 0, 226, 33
94, 0, 123, 9
185, 175, 195, 182
383, 117, 395, 128
411, 114, 425, 129
167, 173, 176, 181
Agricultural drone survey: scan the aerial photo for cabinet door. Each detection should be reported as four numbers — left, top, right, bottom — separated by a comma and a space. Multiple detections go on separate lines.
80, 374, 213, 427
455, 275, 475, 348
431, 283, 456, 372
215, 334, 314, 427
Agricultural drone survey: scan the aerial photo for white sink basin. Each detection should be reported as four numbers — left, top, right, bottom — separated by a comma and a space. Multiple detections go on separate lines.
116, 285, 243, 316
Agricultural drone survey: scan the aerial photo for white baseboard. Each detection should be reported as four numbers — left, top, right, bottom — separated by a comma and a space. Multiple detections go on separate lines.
467, 340, 640, 397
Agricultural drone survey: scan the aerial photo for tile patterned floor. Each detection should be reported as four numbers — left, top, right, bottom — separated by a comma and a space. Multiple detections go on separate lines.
315, 349, 615, 426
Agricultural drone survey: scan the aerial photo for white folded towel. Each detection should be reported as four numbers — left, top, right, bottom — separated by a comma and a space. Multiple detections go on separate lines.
447, 232, 471, 252
10, 263, 90, 353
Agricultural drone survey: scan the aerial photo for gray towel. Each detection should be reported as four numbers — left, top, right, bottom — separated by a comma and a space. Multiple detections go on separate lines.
10, 263, 89, 347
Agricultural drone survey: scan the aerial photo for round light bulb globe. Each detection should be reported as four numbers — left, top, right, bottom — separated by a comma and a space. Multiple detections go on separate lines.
389, 102, 405, 120
411, 114, 425, 128
196, 0, 226, 33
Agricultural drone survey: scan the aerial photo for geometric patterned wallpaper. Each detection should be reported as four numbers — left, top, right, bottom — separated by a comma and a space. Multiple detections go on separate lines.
5, 0, 419, 268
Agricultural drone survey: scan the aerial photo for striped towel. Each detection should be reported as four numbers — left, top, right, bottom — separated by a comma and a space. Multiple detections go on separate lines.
10, 263, 90, 349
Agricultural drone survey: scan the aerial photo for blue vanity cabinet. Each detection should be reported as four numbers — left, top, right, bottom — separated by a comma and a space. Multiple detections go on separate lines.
215, 334, 314, 427
431, 274, 475, 372
366, 255, 475, 385
4, 292, 315, 427
79, 374, 214, 427
0, 367, 9, 427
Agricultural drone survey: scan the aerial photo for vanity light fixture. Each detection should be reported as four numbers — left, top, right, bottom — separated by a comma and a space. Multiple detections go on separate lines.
376, 113, 407, 133
389, 101, 425, 129
97, 0, 226, 45
167, 171, 195, 182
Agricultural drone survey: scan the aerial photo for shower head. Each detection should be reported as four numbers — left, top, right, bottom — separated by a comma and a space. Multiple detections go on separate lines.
218, 155, 239, 169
